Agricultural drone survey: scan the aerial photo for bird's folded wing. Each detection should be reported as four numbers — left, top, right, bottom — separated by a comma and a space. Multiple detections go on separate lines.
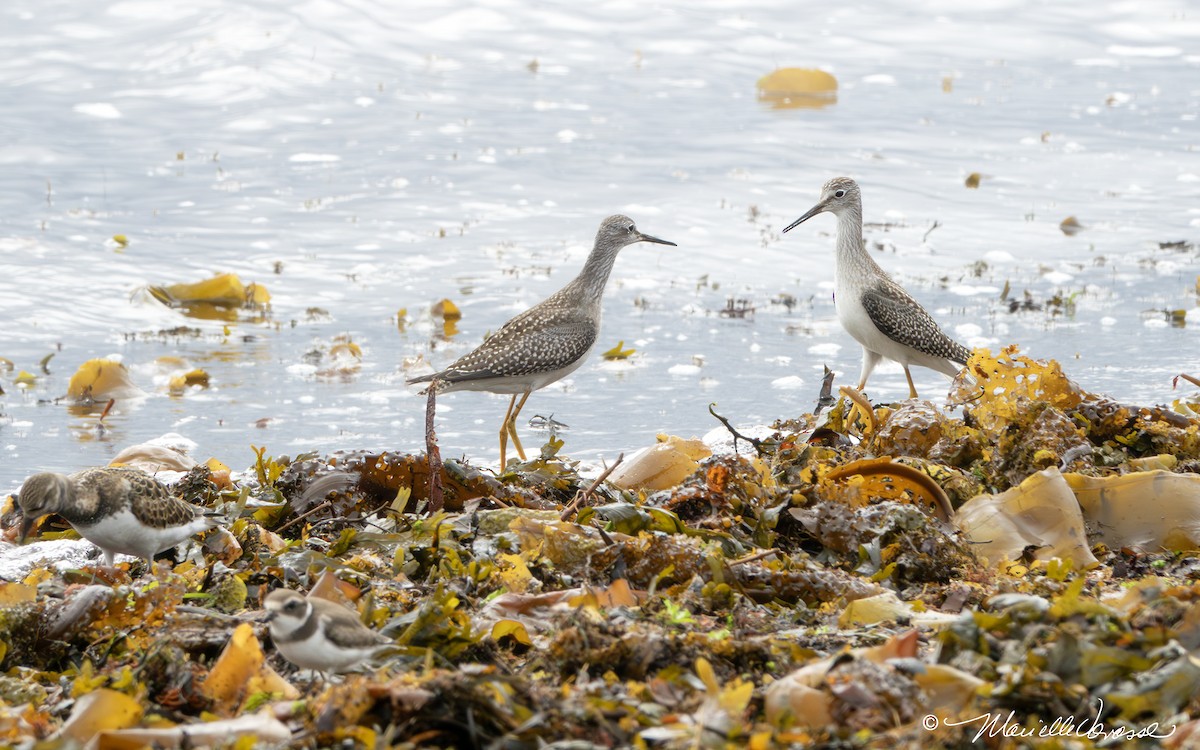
438, 319, 598, 382
323, 612, 392, 648
861, 285, 969, 363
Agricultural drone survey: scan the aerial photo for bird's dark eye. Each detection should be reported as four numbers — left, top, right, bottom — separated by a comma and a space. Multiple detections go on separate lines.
286, 600, 303, 613
627, 224, 636, 233
834, 189, 846, 198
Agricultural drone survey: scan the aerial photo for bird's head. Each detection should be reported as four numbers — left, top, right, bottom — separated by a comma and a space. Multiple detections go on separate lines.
597, 214, 677, 250
16, 472, 73, 543
782, 177, 861, 232
264, 588, 311, 630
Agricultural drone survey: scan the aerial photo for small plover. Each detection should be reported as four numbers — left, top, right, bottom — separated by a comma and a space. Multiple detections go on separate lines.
16, 467, 220, 569
264, 588, 393, 674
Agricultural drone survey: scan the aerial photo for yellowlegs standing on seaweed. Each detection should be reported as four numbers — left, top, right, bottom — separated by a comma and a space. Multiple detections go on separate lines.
17, 467, 220, 569
782, 177, 970, 399
408, 215, 676, 467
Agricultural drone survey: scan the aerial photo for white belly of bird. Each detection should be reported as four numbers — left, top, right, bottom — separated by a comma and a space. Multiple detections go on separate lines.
275, 628, 378, 673
836, 295, 959, 378
75, 509, 207, 562
443, 350, 593, 395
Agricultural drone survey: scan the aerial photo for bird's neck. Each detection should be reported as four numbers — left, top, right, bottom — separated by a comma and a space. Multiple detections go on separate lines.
570, 244, 621, 304
834, 203, 884, 291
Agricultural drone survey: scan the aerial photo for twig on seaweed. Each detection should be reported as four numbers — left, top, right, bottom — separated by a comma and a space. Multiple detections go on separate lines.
727, 548, 780, 567
276, 500, 332, 534
561, 452, 624, 521
814, 365, 836, 415
708, 402, 764, 455
426, 381, 444, 514
922, 219, 941, 243
308, 516, 395, 535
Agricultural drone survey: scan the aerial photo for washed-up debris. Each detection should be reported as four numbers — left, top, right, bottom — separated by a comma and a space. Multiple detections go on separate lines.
1, 345, 1199, 746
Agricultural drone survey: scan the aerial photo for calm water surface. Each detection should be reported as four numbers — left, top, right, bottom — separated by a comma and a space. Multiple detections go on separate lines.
2, 0, 1198, 491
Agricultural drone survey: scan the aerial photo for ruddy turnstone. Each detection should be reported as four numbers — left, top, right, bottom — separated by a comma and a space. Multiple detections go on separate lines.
264, 588, 394, 673
16, 467, 220, 569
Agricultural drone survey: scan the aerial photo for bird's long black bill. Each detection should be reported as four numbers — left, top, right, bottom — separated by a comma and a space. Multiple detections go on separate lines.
638, 233, 677, 247
782, 203, 825, 233
17, 516, 36, 544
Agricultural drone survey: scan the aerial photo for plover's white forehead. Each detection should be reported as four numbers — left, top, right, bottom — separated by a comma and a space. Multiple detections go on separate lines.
265, 589, 306, 612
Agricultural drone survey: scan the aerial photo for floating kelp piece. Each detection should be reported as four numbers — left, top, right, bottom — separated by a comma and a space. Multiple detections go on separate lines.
1059, 216, 1085, 236
67, 358, 145, 402
147, 272, 270, 320
757, 67, 838, 109
601, 340, 636, 360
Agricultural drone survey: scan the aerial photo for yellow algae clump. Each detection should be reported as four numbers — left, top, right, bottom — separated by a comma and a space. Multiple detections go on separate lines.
67, 358, 144, 402
756, 68, 838, 109
246, 281, 271, 305
602, 340, 636, 360
148, 272, 271, 320
151, 272, 247, 307
168, 368, 210, 395
431, 298, 462, 337
1059, 216, 1085, 236
431, 298, 461, 320
952, 345, 1081, 433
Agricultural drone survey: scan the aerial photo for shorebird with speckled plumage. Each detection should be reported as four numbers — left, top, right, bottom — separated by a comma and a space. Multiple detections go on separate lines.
782, 177, 970, 399
17, 467, 220, 570
408, 215, 676, 467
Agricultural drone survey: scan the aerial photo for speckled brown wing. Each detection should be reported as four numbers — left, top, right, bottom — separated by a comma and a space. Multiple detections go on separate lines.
85, 467, 205, 529
861, 283, 970, 364
434, 309, 597, 384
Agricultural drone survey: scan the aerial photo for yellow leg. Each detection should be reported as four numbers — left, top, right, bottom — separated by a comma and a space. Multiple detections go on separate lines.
506, 392, 532, 461
498, 394, 518, 468
904, 367, 919, 399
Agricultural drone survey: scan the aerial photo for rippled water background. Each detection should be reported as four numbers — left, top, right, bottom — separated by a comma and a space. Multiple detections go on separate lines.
2, 0, 1198, 492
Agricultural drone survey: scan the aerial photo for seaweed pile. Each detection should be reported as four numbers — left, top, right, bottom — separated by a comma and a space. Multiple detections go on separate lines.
2, 346, 1200, 748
